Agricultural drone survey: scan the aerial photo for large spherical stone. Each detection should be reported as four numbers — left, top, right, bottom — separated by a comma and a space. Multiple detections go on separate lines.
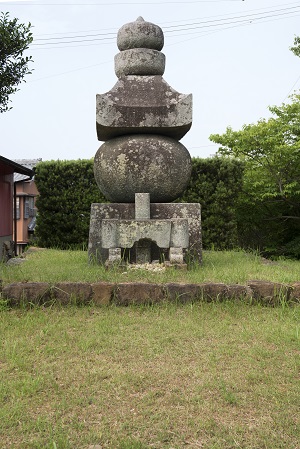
115, 48, 165, 77
94, 134, 192, 203
117, 17, 164, 51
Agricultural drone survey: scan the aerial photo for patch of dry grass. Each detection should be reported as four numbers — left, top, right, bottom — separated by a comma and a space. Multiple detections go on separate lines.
1, 302, 299, 448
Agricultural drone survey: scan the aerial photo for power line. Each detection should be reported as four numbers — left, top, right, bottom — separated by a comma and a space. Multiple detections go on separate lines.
6, 0, 246, 5
30, 5, 300, 48
32, 2, 300, 37
163, 9, 300, 34
26, 60, 111, 82
34, 31, 116, 42
163, 5, 300, 29
32, 4, 300, 41
167, 13, 300, 47
283, 74, 300, 101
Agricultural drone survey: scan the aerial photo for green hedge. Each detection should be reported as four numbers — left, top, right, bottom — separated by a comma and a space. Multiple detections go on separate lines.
179, 157, 244, 249
34, 157, 244, 250
34, 160, 106, 249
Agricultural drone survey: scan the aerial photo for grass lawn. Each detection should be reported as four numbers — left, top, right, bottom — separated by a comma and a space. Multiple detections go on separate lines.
1, 248, 300, 285
0, 249, 299, 448
0, 302, 299, 449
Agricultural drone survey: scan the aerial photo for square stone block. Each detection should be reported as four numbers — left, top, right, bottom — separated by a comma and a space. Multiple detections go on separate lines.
88, 202, 202, 265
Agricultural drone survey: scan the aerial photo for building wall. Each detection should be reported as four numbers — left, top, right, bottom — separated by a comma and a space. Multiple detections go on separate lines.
0, 164, 14, 260
15, 179, 39, 247
0, 169, 13, 238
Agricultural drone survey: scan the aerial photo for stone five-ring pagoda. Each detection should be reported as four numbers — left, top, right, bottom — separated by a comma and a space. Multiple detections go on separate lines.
88, 17, 202, 266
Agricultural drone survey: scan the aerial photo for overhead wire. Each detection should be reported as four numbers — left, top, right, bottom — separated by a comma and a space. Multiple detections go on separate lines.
31, 1, 300, 37
24, 0, 300, 95
5, 0, 248, 5
30, 1, 300, 40
30, 4, 300, 48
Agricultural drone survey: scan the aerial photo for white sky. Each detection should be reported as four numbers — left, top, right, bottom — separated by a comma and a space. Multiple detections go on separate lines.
0, 0, 300, 161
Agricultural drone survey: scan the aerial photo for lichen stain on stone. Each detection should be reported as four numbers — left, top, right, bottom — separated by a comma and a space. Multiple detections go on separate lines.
116, 153, 129, 177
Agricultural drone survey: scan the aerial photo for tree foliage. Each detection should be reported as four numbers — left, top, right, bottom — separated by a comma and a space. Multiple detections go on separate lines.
34, 160, 106, 249
0, 12, 33, 113
210, 94, 300, 257
290, 35, 300, 58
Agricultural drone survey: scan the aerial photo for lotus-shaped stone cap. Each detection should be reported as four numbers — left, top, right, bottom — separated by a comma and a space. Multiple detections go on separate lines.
117, 16, 164, 51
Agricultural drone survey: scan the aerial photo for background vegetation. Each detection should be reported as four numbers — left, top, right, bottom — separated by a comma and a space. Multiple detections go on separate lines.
34, 158, 244, 252
180, 157, 244, 250
0, 12, 33, 113
210, 93, 300, 259
35, 160, 106, 249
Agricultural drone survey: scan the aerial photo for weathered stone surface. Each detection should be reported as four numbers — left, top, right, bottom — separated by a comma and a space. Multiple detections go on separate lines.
226, 284, 253, 300
247, 280, 292, 304
114, 282, 165, 305
91, 282, 114, 305
2, 282, 51, 305
169, 247, 184, 264
101, 218, 189, 249
2, 281, 300, 306
115, 48, 165, 77
166, 283, 201, 302
200, 283, 228, 301
91, 16, 198, 267
88, 203, 135, 263
151, 203, 202, 263
88, 202, 202, 264
135, 193, 150, 219
6, 257, 27, 266
290, 282, 300, 301
102, 219, 171, 248
117, 17, 164, 51
53, 282, 93, 305
96, 76, 192, 141
94, 135, 192, 203
107, 247, 122, 264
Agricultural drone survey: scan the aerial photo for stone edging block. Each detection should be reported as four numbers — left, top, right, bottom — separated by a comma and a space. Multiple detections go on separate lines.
1, 280, 300, 306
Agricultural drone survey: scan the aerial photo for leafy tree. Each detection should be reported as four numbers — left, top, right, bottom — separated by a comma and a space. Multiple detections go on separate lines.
290, 35, 300, 57
210, 94, 300, 257
0, 12, 33, 113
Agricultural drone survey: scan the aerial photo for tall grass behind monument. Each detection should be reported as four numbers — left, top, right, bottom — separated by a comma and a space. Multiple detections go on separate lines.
1, 248, 300, 285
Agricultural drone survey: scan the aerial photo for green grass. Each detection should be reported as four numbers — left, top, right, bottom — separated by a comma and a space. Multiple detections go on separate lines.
0, 302, 299, 448
1, 248, 300, 285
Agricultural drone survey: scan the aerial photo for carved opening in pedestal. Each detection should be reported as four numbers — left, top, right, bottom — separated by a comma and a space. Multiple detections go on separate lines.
122, 238, 167, 264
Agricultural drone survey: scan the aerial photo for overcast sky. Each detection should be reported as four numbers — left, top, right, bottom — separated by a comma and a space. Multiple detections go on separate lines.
1, 0, 300, 162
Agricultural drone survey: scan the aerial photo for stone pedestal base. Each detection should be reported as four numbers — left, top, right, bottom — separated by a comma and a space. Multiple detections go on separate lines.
88, 202, 202, 265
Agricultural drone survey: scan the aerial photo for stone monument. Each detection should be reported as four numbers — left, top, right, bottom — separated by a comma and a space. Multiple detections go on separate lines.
88, 17, 202, 266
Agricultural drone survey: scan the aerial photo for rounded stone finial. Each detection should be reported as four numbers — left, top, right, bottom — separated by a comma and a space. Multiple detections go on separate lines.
117, 17, 164, 51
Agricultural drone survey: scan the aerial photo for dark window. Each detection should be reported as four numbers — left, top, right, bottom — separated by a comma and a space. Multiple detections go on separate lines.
24, 197, 29, 219
24, 197, 35, 219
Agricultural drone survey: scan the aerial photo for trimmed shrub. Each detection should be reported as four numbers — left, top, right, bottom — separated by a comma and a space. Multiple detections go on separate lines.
34, 159, 106, 249
34, 157, 244, 250
179, 157, 244, 249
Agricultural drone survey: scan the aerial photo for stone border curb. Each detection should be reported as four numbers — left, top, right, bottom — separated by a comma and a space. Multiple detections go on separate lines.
1, 280, 300, 306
